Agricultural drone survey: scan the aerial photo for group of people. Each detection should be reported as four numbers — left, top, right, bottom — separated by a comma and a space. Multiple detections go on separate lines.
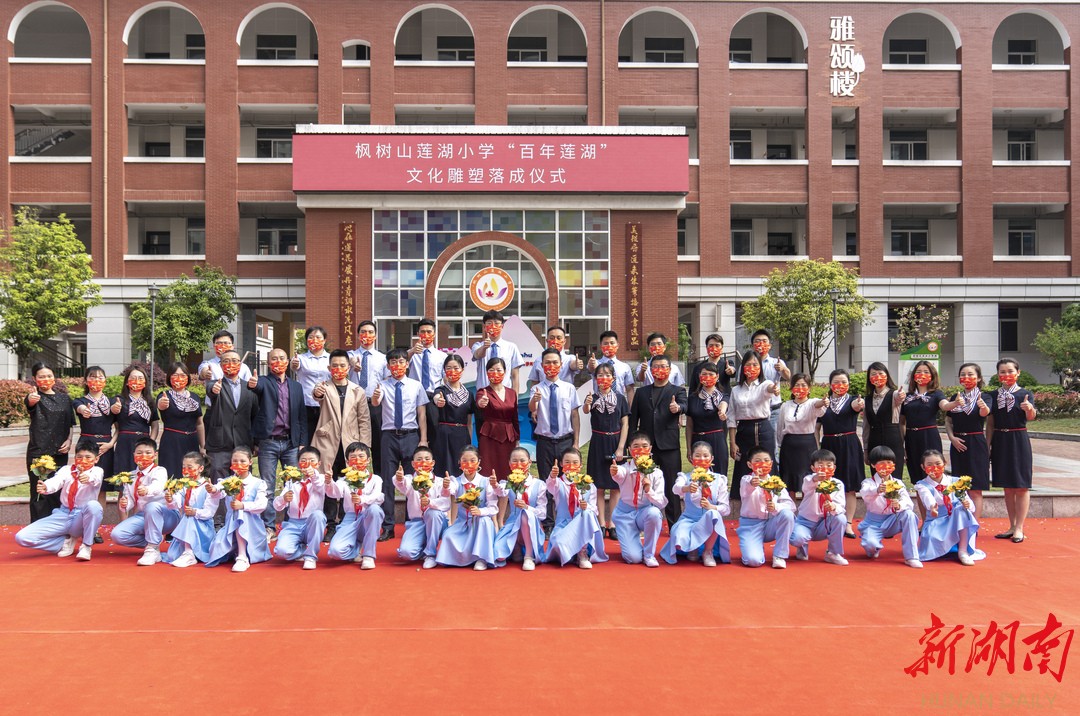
17, 311, 1035, 570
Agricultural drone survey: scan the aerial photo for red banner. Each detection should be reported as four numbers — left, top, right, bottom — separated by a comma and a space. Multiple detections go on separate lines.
339, 223, 356, 349
294, 134, 689, 193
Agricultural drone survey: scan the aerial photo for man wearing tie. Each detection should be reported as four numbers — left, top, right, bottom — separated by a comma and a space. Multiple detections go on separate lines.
197, 330, 253, 407
628, 354, 687, 526
408, 318, 443, 454
349, 320, 388, 473
372, 348, 429, 542
204, 351, 259, 502
529, 348, 582, 533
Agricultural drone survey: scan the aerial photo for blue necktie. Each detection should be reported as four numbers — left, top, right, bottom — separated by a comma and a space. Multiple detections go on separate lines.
394, 381, 403, 429
490, 342, 498, 361
359, 351, 369, 390
549, 384, 559, 436
421, 350, 430, 390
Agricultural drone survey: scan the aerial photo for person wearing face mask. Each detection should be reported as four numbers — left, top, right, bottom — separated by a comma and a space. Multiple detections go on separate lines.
25, 361, 74, 522
660, 440, 731, 567
736, 445, 796, 569
295, 325, 332, 446
790, 449, 849, 565
275, 445, 330, 570
817, 369, 866, 537
583, 362, 629, 539
157, 363, 205, 481
430, 354, 475, 479
476, 357, 520, 496
312, 349, 373, 540
686, 363, 731, 482
628, 355, 687, 526
987, 357, 1037, 544
688, 334, 737, 394
913, 449, 984, 566
726, 351, 781, 499
530, 348, 582, 533
636, 332, 686, 388
15, 438, 103, 560
861, 362, 906, 480
586, 330, 636, 405
900, 361, 962, 517
110, 365, 162, 478
943, 363, 991, 518
408, 318, 444, 448
859, 446, 922, 569
203, 351, 259, 489
750, 330, 791, 458
198, 330, 252, 407
776, 373, 826, 490
326, 442, 385, 570
528, 325, 583, 388
471, 310, 525, 396
73, 366, 116, 542
348, 320, 389, 472
112, 437, 180, 566
249, 347, 307, 538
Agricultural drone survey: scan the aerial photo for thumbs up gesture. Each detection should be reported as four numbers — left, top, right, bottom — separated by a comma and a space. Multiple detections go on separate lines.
477, 391, 490, 409
669, 394, 680, 414
211, 380, 222, 395
852, 396, 865, 412
609, 458, 619, 477
290, 355, 300, 372
157, 392, 170, 411
550, 460, 560, 478
584, 393, 594, 409
443, 471, 452, 491
111, 397, 122, 414
27, 388, 40, 407
587, 353, 598, 371
395, 465, 405, 480
247, 375, 258, 389
433, 392, 446, 408
372, 383, 382, 401
488, 472, 498, 489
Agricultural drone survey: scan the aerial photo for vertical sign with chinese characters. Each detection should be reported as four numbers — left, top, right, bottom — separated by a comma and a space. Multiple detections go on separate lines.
627, 223, 642, 350
339, 222, 356, 349
829, 15, 865, 98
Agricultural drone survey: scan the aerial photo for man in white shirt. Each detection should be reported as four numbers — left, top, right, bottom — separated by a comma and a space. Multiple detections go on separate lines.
408, 317, 444, 449
197, 330, 252, 406
349, 319, 388, 471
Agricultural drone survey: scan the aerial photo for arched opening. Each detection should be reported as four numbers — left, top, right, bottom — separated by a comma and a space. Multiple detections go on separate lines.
124, 3, 205, 60
618, 8, 697, 63
729, 9, 807, 64
10, 2, 90, 58
395, 5, 474, 62
882, 11, 960, 65
507, 6, 586, 63
342, 39, 370, 62
993, 11, 1069, 65
237, 3, 318, 60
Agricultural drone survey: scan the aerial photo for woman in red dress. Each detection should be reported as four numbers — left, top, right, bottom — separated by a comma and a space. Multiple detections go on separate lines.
476, 357, 520, 482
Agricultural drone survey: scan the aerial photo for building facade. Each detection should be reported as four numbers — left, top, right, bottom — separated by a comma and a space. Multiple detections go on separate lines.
2, 0, 1079, 380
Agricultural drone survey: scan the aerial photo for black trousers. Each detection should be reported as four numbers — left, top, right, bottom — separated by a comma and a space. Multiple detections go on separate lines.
303, 406, 320, 446
535, 434, 572, 533
368, 401, 382, 477
653, 447, 682, 526
27, 451, 66, 522
380, 430, 420, 531
323, 446, 348, 533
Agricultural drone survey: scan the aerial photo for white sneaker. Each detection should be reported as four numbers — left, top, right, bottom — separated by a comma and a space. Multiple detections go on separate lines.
232, 558, 250, 573
266, 527, 276, 542
57, 537, 76, 558
824, 552, 849, 566
422, 557, 437, 569
578, 552, 593, 569
137, 546, 161, 566
905, 558, 924, 569
795, 545, 809, 561
522, 558, 536, 571
958, 552, 975, 566
643, 556, 660, 568
702, 553, 717, 568
473, 561, 488, 571
76, 545, 92, 561
353, 553, 365, 564
361, 557, 376, 570
303, 557, 317, 570
864, 546, 881, 559
772, 557, 787, 569
172, 551, 197, 568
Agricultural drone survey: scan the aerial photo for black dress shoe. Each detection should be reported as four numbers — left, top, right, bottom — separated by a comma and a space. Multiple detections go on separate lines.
94, 531, 104, 544
377, 527, 394, 542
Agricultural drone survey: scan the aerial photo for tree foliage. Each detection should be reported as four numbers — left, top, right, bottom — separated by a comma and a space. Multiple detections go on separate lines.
889, 304, 951, 353
1033, 303, 1080, 374
740, 260, 875, 381
130, 265, 238, 367
0, 207, 102, 374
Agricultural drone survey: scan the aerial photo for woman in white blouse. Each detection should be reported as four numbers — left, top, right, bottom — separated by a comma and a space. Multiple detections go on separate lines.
727, 351, 781, 496
777, 373, 827, 491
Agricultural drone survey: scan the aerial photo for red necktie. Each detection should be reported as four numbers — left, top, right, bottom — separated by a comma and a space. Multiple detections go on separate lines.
133, 472, 143, 509
818, 492, 827, 515
633, 473, 641, 508
935, 484, 952, 516
298, 480, 310, 515
184, 487, 193, 507
568, 480, 579, 517
66, 470, 79, 509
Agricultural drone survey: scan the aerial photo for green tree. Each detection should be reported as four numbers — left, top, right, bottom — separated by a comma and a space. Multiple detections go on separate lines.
888, 304, 951, 353
1033, 303, 1080, 374
740, 260, 875, 381
130, 265, 238, 367
0, 207, 101, 376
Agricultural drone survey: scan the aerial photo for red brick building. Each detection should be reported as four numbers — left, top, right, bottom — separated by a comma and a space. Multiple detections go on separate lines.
2, 1, 1078, 380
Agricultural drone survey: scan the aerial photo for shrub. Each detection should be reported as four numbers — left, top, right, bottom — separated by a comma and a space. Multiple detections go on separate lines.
0, 380, 33, 427
1031, 391, 1080, 418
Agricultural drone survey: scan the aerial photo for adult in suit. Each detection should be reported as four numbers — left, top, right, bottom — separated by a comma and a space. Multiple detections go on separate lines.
628, 354, 687, 527
205, 351, 260, 485
311, 349, 372, 537
248, 347, 308, 534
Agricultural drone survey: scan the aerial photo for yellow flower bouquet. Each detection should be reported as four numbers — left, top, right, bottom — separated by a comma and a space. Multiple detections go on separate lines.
814, 479, 839, 496
758, 475, 787, 497
690, 466, 714, 488
278, 465, 303, 483
165, 477, 200, 505
505, 468, 529, 497
633, 454, 657, 476
571, 473, 594, 494
411, 472, 434, 497
882, 478, 906, 501
945, 475, 973, 504
343, 467, 370, 492
105, 471, 134, 487
30, 455, 57, 479
457, 486, 484, 508
219, 475, 246, 497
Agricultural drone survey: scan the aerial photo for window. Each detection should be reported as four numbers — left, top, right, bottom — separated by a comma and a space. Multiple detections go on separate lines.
999, 307, 1019, 352
730, 130, 752, 160
349, 44, 370, 61
256, 35, 297, 60
845, 232, 858, 256
731, 219, 753, 255
185, 127, 204, 158
508, 37, 547, 62
767, 232, 795, 256
730, 38, 752, 63
1007, 130, 1036, 161
144, 142, 171, 158
1007, 39, 1036, 65
845, 143, 857, 160
889, 130, 928, 161
186, 218, 205, 255
437, 36, 474, 61
143, 51, 170, 60
888, 39, 928, 64
186, 34, 205, 60
644, 37, 684, 63
890, 219, 929, 256
677, 217, 687, 254
256, 128, 293, 158
257, 218, 298, 255
1007, 219, 1037, 256
766, 144, 792, 160
142, 231, 170, 255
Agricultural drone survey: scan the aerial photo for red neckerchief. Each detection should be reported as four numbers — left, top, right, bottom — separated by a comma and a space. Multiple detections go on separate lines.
298, 479, 310, 515
935, 484, 952, 516
66, 469, 80, 509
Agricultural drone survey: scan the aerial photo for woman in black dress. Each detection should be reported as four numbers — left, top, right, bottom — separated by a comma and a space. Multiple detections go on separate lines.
157, 362, 204, 478
430, 354, 475, 479
584, 362, 629, 538
73, 365, 116, 540
987, 357, 1037, 543
900, 361, 962, 492
861, 361, 905, 481
686, 362, 729, 479
816, 369, 865, 537
777, 373, 826, 491
25, 361, 74, 522
110, 364, 161, 474
944, 362, 991, 517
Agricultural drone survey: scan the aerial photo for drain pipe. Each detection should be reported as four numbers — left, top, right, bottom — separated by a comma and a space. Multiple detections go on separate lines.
600, 0, 606, 124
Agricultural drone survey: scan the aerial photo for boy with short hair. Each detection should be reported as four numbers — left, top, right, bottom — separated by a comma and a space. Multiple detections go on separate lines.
736, 445, 795, 569
790, 449, 849, 565
609, 432, 668, 567
111, 437, 180, 566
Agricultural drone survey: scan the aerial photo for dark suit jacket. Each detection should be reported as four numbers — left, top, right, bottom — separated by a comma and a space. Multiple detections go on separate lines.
629, 383, 687, 452
250, 375, 307, 449
204, 378, 259, 453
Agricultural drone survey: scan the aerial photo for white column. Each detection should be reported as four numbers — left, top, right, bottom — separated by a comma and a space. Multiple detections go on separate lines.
855, 301, 889, 373
953, 302, 999, 380
87, 303, 132, 376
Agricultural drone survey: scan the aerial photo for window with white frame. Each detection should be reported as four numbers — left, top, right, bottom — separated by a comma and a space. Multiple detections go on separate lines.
1007, 130, 1036, 161
730, 130, 752, 160
1007, 219, 1037, 256
644, 37, 684, 63
508, 37, 547, 62
257, 218, 298, 255
256, 128, 293, 158
437, 36, 474, 61
890, 219, 929, 256
999, 307, 1019, 352
889, 130, 928, 161
729, 38, 752, 63
186, 218, 205, 255
256, 35, 297, 60
186, 34, 205, 60
142, 231, 170, 256
888, 39, 927, 64
731, 219, 753, 255
1007, 39, 1036, 65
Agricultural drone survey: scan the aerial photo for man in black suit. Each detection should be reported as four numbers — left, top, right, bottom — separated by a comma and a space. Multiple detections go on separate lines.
629, 355, 687, 526
205, 350, 259, 488
248, 347, 307, 537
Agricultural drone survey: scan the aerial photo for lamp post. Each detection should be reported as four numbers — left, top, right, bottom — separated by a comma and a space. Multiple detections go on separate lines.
149, 282, 158, 377
828, 288, 841, 370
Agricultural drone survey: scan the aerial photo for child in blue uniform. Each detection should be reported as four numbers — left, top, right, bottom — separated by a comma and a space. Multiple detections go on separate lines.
111, 438, 178, 566
858, 446, 922, 568
435, 445, 499, 570
914, 449, 984, 566
163, 451, 219, 567
327, 442, 386, 570
610, 432, 667, 567
790, 449, 848, 565
274, 446, 328, 570
736, 445, 795, 568
393, 446, 452, 569
660, 440, 731, 566
547, 447, 607, 568
206, 447, 270, 572
494, 447, 548, 569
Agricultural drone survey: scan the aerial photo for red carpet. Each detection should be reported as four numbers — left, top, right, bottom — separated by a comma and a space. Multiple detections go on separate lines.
1, 518, 1078, 715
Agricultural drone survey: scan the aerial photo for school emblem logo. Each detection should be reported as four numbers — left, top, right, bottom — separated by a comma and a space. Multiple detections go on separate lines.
469, 267, 514, 311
